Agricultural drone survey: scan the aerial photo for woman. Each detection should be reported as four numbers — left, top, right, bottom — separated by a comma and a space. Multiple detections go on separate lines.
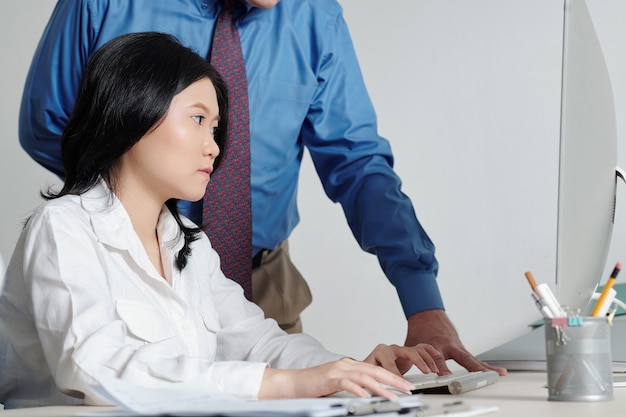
0, 32, 439, 408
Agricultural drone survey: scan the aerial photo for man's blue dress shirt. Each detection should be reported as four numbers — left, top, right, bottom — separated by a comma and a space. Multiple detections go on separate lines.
18, 0, 443, 317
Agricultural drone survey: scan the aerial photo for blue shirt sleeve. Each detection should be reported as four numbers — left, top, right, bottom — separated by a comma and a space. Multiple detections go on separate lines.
300, 7, 444, 317
19, 0, 94, 177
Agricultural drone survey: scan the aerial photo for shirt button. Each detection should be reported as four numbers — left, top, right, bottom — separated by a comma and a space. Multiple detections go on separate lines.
202, 2, 208, 8
181, 321, 192, 331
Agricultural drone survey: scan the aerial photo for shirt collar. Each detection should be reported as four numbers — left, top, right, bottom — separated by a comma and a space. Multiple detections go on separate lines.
80, 180, 183, 253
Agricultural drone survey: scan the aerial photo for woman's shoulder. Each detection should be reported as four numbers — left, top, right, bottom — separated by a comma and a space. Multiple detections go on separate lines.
31, 183, 119, 221
30, 194, 84, 219
26, 193, 96, 233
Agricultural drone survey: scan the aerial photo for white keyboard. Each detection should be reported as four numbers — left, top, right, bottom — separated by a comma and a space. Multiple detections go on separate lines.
405, 370, 500, 394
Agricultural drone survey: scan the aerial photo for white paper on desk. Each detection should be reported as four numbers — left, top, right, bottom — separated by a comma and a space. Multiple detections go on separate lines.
87, 375, 232, 415
80, 375, 368, 417
437, 406, 499, 417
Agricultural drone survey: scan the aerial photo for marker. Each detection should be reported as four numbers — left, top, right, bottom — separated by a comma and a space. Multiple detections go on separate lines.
531, 292, 553, 318
591, 261, 622, 317
535, 283, 566, 318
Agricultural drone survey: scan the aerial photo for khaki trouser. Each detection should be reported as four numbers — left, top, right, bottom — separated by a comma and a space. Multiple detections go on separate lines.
251, 241, 312, 333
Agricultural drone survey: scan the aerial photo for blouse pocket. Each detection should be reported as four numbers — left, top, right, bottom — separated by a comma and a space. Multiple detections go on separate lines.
198, 307, 221, 334
115, 299, 175, 343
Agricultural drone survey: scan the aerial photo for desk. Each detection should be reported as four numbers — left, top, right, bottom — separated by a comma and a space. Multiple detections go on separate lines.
432, 371, 626, 416
1, 372, 625, 416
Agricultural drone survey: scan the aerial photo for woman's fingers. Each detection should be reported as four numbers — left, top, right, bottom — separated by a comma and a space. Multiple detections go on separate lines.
364, 344, 441, 376
332, 362, 411, 399
260, 357, 416, 399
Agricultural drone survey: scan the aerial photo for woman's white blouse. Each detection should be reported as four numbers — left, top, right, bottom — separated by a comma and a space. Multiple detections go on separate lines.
0, 183, 342, 408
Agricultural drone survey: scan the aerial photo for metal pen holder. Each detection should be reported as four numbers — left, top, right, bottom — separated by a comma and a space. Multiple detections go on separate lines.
544, 316, 613, 401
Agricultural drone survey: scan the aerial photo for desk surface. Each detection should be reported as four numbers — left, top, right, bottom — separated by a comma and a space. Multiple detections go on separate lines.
1, 372, 625, 416
436, 371, 626, 416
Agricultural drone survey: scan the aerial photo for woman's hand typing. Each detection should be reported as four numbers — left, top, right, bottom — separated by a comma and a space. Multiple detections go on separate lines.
258, 357, 414, 399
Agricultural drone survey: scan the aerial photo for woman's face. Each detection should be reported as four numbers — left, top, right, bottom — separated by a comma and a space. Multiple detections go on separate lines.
117, 77, 221, 205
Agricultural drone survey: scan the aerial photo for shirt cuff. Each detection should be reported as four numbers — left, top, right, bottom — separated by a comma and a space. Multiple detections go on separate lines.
206, 361, 268, 399
395, 272, 445, 318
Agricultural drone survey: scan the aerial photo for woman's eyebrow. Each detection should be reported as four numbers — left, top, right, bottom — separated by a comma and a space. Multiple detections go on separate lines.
189, 102, 220, 120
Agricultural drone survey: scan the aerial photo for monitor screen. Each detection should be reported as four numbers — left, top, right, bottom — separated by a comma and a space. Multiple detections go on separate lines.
555, 0, 618, 313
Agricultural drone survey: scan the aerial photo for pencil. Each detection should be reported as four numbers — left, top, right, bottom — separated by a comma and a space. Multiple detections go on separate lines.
525, 271, 539, 295
591, 261, 622, 317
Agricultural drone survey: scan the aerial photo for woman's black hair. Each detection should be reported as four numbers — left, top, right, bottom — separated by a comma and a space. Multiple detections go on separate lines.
44, 32, 229, 270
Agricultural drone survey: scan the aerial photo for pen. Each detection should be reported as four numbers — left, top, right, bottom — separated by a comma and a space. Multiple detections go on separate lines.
345, 399, 402, 415
413, 401, 472, 417
591, 261, 622, 317
345, 402, 375, 416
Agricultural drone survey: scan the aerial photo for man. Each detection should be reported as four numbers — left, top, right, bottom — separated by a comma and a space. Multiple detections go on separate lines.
18, 0, 505, 376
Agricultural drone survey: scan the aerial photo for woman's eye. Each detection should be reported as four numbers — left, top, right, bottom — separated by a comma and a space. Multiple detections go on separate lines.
210, 126, 218, 136
192, 115, 205, 125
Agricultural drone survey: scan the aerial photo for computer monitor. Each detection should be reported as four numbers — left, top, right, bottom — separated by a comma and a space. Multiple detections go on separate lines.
555, 0, 618, 313
477, 0, 621, 369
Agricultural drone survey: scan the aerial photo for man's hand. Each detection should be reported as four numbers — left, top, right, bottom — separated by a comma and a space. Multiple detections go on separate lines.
404, 309, 507, 376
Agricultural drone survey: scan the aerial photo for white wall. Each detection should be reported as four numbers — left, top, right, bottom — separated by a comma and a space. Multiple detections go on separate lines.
1, 0, 625, 365
0, 0, 61, 261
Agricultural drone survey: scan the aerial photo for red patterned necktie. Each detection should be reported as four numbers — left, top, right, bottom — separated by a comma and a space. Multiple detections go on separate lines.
203, 7, 252, 299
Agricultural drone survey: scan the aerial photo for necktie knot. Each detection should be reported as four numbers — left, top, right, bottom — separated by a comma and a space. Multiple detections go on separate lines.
222, 0, 238, 12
